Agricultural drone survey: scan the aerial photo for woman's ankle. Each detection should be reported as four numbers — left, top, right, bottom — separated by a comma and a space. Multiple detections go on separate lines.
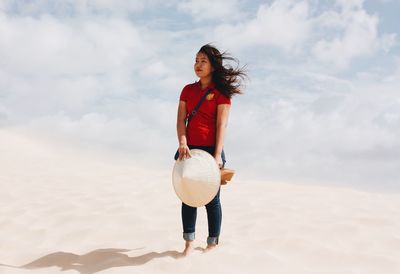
203, 243, 217, 252
183, 240, 194, 256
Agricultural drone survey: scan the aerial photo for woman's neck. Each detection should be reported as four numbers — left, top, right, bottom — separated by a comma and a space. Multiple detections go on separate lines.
199, 76, 212, 90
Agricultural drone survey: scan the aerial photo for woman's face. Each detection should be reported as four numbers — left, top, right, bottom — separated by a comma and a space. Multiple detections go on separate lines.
194, 52, 213, 79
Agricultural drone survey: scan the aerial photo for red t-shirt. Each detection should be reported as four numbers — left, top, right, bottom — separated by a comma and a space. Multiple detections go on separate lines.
179, 82, 231, 146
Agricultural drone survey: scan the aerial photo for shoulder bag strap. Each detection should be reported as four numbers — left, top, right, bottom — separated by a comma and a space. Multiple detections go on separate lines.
186, 87, 214, 125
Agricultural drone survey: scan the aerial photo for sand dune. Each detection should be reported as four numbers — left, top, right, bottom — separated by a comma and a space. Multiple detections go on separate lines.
1, 129, 399, 274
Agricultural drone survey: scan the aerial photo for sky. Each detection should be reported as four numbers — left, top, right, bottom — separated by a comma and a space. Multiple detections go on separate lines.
1, 0, 399, 192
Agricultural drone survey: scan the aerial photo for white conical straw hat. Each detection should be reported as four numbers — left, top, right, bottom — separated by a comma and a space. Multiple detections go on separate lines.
172, 149, 220, 207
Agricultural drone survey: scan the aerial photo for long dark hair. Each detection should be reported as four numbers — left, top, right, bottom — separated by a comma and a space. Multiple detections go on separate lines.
198, 44, 247, 98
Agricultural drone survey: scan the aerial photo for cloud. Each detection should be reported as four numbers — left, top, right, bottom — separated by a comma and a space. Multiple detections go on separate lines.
226, 67, 400, 190
0, 13, 149, 76
379, 33, 397, 53
0, 9, 193, 120
211, 0, 311, 51
335, 0, 365, 10
177, 0, 245, 22
312, 2, 396, 68
23, 99, 176, 153
0, 0, 180, 17
209, 0, 397, 70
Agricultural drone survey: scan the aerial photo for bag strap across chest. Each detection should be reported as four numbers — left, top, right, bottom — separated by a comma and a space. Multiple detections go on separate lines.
186, 87, 214, 125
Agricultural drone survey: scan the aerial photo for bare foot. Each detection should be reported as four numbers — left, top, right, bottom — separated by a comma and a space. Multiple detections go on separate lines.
182, 241, 194, 256
203, 244, 217, 253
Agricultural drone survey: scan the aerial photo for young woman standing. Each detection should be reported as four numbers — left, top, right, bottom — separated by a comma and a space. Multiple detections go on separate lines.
176, 44, 246, 255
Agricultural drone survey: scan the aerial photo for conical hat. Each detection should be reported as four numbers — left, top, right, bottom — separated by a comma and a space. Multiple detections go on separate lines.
172, 149, 220, 207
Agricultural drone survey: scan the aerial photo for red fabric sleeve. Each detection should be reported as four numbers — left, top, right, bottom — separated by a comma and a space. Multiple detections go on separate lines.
216, 92, 231, 105
179, 85, 189, 102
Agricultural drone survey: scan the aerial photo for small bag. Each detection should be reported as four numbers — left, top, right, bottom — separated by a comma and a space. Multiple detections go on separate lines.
220, 168, 235, 185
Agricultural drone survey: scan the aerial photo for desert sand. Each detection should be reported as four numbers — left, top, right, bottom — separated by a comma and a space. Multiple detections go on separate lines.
1, 129, 399, 274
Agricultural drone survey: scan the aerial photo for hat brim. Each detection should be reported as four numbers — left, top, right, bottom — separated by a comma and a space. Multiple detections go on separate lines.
172, 149, 220, 207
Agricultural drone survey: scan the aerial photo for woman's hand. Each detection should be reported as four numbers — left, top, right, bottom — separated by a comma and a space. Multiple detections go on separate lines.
214, 154, 223, 169
178, 144, 191, 160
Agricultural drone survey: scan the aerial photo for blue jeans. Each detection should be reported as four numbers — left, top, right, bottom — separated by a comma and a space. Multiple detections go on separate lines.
178, 145, 225, 245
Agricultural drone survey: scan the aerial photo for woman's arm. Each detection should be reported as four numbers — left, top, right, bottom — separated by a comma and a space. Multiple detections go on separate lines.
214, 104, 231, 167
176, 101, 191, 160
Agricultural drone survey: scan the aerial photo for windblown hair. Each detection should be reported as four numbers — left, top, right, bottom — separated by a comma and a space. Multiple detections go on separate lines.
198, 44, 247, 98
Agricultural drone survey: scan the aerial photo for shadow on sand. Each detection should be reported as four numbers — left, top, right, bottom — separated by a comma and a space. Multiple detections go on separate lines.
1, 248, 182, 274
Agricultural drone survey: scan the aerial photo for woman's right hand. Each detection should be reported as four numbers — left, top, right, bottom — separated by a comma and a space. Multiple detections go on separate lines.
178, 144, 191, 160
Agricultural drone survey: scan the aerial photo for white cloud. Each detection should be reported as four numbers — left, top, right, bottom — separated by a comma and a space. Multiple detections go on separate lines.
335, 0, 365, 10
379, 33, 397, 53
212, 0, 311, 51
0, 13, 149, 76
210, 0, 397, 69
312, 3, 396, 68
226, 68, 400, 190
19, 96, 179, 168
177, 0, 244, 22
0, 0, 179, 16
0, 8, 192, 135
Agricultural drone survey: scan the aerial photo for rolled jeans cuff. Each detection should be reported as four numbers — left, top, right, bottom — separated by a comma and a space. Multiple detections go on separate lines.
207, 236, 219, 245
183, 232, 195, 241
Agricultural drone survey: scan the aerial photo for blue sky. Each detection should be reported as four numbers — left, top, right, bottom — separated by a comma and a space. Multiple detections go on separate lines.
1, 0, 399, 192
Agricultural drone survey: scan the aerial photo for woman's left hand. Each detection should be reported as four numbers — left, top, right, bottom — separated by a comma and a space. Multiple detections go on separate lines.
214, 155, 223, 169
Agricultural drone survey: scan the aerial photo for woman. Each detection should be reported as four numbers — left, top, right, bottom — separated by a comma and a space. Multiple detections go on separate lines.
176, 44, 246, 255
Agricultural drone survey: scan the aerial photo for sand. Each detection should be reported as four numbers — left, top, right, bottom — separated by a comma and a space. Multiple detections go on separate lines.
1, 129, 399, 274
